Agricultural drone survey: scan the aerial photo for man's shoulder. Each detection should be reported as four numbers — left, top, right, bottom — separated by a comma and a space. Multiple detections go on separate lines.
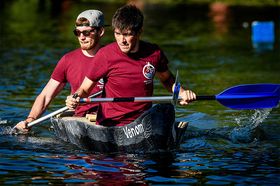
139, 40, 162, 57
140, 40, 160, 50
100, 42, 117, 51
96, 42, 118, 57
56, 48, 82, 65
64, 48, 81, 57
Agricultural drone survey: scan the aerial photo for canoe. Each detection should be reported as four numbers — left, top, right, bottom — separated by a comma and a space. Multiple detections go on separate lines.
51, 103, 188, 153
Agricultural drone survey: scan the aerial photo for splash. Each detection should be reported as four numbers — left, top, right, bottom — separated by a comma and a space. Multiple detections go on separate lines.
230, 108, 272, 143
0, 119, 18, 135
234, 108, 272, 128
0, 126, 14, 135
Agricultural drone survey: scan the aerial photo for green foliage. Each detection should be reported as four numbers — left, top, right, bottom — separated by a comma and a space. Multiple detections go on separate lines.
79, 0, 280, 6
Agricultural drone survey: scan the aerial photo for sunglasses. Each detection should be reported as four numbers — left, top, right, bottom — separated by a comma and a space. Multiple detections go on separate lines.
73, 28, 97, 37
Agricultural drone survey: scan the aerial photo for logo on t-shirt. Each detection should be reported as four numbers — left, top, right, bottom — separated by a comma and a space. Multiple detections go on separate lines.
143, 62, 155, 84
143, 62, 155, 81
97, 78, 104, 89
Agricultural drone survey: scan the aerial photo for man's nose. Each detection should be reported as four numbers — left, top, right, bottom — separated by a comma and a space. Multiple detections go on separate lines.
121, 35, 127, 43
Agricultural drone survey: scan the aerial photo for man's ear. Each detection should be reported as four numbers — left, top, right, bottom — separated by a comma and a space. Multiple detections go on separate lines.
98, 27, 105, 37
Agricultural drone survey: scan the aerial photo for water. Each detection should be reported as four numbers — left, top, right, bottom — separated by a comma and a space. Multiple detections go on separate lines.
0, 1, 280, 185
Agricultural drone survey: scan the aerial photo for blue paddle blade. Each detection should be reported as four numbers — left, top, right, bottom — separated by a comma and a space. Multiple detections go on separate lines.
216, 84, 280, 109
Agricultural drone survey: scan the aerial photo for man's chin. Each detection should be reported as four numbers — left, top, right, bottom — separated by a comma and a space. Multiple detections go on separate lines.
81, 45, 94, 50
120, 47, 130, 53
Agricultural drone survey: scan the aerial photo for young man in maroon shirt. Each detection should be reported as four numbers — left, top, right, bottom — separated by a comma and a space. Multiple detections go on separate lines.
15, 10, 106, 132
66, 5, 196, 126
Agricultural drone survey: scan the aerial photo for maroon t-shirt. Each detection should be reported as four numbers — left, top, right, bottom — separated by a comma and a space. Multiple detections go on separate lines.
51, 48, 103, 116
86, 41, 169, 126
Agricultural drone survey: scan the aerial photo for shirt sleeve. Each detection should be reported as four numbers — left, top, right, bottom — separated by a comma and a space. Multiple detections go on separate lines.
86, 49, 108, 82
51, 55, 67, 83
157, 49, 169, 72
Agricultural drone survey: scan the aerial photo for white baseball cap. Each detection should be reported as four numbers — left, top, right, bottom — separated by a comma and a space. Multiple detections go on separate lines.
76, 10, 104, 27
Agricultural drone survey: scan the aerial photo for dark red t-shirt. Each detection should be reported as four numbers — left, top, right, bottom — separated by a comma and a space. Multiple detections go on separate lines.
86, 41, 169, 126
51, 48, 103, 116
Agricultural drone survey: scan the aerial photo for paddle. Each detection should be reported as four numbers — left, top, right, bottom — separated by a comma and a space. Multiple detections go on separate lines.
172, 70, 180, 106
79, 84, 280, 110
25, 90, 103, 128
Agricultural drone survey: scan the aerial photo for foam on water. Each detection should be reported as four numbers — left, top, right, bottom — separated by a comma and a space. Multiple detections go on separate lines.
0, 126, 14, 135
0, 118, 14, 135
229, 109, 272, 143
234, 109, 272, 128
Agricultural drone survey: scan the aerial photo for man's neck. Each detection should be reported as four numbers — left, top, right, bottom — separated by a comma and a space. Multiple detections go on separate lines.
130, 40, 140, 54
81, 44, 101, 57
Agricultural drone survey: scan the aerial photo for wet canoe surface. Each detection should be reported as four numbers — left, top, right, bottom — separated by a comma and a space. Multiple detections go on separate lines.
51, 104, 187, 153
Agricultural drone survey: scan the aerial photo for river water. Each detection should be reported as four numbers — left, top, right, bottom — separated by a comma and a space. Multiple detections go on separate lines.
0, 1, 279, 185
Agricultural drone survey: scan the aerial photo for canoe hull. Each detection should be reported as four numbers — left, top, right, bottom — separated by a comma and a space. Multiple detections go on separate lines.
51, 104, 186, 153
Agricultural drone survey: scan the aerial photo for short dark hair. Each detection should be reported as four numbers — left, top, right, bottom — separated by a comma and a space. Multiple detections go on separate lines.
112, 4, 143, 34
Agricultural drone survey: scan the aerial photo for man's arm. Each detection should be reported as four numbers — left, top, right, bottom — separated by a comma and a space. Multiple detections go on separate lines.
156, 70, 175, 92
157, 70, 196, 105
66, 77, 97, 109
15, 78, 65, 131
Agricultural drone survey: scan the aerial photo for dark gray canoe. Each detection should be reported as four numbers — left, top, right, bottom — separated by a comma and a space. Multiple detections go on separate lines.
51, 104, 187, 153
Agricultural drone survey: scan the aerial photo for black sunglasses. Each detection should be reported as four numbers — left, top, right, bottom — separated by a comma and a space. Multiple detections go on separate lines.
73, 28, 97, 36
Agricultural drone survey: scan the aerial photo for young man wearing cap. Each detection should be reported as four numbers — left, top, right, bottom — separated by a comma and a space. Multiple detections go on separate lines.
66, 5, 196, 127
15, 10, 106, 132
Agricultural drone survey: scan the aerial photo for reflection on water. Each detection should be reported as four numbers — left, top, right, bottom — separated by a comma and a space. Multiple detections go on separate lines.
0, 0, 279, 185
1, 144, 278, 185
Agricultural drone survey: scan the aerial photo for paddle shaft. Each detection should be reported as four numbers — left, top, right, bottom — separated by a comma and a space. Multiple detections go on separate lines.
28, 96, 215, 127
197, 95, 216, 100
80, 95, 216, 103
27, 90, 103, 128
27, 107, 68, 128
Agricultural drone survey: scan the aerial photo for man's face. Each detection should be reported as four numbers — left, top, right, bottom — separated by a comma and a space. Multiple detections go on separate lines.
74, 26, 100, 50
114, 28, 140, 54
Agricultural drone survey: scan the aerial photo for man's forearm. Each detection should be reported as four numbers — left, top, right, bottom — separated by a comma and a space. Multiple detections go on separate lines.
75, 77, 97, 98
75, 88, 91, 98
27, 94, 51, 121
160, 71, 175, 93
